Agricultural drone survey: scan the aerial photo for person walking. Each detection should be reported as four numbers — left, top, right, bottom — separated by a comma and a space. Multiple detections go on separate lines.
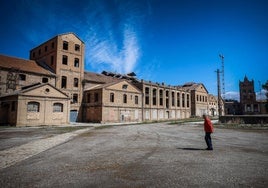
203, 114, 214, 150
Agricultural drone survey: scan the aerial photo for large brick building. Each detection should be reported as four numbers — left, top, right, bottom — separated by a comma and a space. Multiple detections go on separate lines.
0, 32, 217, 126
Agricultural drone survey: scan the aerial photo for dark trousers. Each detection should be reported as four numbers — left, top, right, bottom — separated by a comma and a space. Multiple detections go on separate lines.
205, 132, 213, 149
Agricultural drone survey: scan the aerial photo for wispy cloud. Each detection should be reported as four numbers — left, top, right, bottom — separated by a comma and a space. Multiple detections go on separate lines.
84, 0, 144, 74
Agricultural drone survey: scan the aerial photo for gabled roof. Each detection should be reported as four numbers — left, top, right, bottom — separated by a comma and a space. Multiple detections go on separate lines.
58, 32, 85, 44
0, 54, 55, 76
182, 82, 209, 93
0, 82, 69, 98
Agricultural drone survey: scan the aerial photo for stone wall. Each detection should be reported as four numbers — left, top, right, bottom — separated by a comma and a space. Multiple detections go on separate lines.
219, 115, 268, 124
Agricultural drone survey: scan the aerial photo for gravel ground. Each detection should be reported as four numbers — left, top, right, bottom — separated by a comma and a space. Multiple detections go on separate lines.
0, 123, 267, 187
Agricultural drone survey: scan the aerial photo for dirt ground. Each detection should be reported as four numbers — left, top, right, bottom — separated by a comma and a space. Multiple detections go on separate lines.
0, 123, 268, 187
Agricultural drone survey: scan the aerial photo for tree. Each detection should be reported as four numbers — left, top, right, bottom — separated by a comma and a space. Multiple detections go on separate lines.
262, 80, 268, 111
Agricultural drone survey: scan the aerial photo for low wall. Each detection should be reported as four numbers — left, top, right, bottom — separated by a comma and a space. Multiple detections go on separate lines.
219, 115, 268, 124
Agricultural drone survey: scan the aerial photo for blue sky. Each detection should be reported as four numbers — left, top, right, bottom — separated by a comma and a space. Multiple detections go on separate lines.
0, 0, 267, 100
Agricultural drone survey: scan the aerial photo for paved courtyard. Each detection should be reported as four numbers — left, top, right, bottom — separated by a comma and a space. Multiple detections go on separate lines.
0, 123, 268, 187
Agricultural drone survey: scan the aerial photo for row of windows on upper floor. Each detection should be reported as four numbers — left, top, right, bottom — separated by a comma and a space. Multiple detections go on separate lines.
144, 87, 190, 108
32, 41, 81, 58
44, 55, 80, 68
16, 74, 50, 83
196, 95, 208, 102
85, 92, 190, 108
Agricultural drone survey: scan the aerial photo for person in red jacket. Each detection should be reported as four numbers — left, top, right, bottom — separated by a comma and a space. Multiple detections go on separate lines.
203, 114, 214, 150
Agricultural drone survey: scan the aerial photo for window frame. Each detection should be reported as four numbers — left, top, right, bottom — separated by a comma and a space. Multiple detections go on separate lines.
27, 101, 40, 112
53, 103, 63, 112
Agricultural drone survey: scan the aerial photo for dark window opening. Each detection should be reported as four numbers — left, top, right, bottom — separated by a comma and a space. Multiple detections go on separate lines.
74, 58, 79, 67
110, 93, 114, 102
159, 90, 163, 106
62, 55, 68, 65
61, 76, 67, 88
75, 44, 80, 51
123, 94, 127, 103
74, 78, 79, 87
153, 89, 157, 105
135, 95, 138, 104
42, 77, 48, 83
72, 94, 78, 103
19, 74, 26, 81
63, 41, 68, 50
87, 93, 91, 103
145, 87, 150, 105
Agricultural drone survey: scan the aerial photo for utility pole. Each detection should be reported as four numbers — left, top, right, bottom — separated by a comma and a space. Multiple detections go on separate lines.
216, 69, 222, 116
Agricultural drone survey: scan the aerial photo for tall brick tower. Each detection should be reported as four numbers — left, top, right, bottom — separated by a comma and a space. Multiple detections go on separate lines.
29, 33, 85, 121
239, 76, 259, 114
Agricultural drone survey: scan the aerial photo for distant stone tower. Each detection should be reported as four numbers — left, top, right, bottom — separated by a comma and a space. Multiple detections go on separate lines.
239, 76, 259, 114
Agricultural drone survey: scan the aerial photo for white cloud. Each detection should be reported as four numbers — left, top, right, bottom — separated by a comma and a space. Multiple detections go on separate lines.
83, 1, 142, 74
223, 91, 240, 101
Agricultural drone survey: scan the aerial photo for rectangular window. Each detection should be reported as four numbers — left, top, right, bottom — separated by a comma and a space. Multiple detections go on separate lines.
51, 42, 54, 49
42, 77, 48, 83
159, 90, 163, 106
53, 103, 63, 112
177, 93, 180, 107
172, 92, 175, 106
74, 78, 79, 87
123, 94, 127, 103
187, 94, 190, 108
62, 55, 68, 65
75, 44, 80, 51
19, 74, 26, 81
110, 93, 114, 102
63, 41, 68, 50
145, 87, 150, 105
38, 49, 41, 55
153, 89, 157, 105
135, 95, 139, 104
182, 94, 185, 108
74, 58, 79, 67
45, 46, 48, 52
32, 52, 35, 58
61, 76, 67, 88
27, 102, 40, 112
73, 94, 78, 103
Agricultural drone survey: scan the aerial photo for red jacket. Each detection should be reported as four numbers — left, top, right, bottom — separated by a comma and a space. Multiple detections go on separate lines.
204, 117, 214, 133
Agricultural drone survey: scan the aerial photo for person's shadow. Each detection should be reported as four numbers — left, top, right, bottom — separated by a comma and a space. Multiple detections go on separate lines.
177, 147, 206, 151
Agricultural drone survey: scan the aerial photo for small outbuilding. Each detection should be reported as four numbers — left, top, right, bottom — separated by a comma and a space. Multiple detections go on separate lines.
0, 83, 70, 126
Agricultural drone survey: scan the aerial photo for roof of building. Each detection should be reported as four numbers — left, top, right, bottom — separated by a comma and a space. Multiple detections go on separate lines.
84, 71, 120, 84
0, 82, 69, 98
0, 54, 55, 76
182, 82, 209, 93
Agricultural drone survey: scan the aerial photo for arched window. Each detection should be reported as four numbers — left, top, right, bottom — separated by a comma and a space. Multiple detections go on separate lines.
27, 102, 40, 112
53, 103, 63, 112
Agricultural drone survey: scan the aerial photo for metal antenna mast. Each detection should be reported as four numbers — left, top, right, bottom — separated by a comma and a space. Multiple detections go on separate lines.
219, 54, 225, 99
216, 69, 222, 116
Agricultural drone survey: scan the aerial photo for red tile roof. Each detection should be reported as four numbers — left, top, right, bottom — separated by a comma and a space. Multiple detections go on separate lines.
0, 54, 55, 76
